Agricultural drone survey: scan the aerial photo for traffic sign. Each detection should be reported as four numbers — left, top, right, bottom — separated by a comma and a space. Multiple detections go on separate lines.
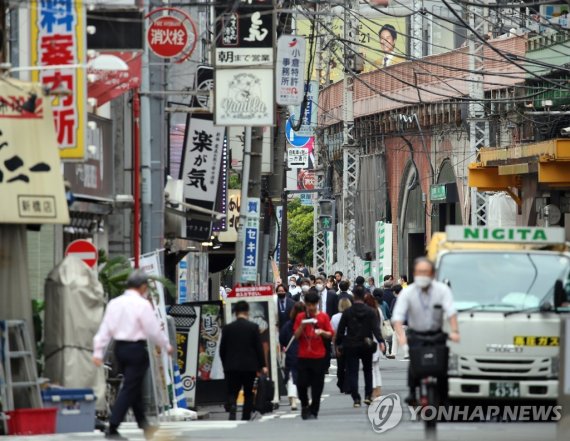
286, 116, 311, 148
65, 240, 98, 269
287, 147, 309, 168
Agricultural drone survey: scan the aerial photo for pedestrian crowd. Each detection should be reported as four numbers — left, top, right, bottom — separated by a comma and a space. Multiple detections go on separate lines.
218, 262, 410, 421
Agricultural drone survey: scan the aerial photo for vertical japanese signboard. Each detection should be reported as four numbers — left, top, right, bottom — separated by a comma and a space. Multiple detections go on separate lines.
242, 197, 261, 282
180, 115, 225, 241
30, 0, 87, 160
276, 35, 306, 105
219, 189, 240, 243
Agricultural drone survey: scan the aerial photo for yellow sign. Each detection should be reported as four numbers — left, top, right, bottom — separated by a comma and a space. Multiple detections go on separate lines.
0, 79, 70, 224
30, 1, 87, 160
296, 16, 407, 83
514, 336, 559, 347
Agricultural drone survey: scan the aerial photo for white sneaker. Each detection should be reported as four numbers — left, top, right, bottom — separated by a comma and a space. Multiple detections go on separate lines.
290, 397, 298, 411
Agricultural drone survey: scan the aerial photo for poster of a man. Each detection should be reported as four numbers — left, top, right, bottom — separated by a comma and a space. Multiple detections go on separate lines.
379, 24, 398, 67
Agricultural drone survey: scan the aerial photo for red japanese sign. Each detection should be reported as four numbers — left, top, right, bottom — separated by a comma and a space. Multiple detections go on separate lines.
228, 285, 274, 298
146, 8, 198, 63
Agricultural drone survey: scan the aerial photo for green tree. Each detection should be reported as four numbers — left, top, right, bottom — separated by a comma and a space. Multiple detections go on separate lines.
287, 198, 314, 264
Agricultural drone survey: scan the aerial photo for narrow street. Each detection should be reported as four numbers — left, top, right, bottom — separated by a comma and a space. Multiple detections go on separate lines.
3, 359, 558, 441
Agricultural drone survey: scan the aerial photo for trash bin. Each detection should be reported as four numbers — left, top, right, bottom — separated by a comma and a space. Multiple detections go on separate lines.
42, 388, 96, 433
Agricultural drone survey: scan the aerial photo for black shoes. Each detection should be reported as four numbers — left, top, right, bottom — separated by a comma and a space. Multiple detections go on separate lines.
353, 400, 362, 408
364, 396, 372, 405
105, 429, 128, 440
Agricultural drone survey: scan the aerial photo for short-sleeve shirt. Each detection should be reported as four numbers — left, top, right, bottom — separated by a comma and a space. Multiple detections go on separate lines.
391, 281, 457, 332
293, 312, 335, 359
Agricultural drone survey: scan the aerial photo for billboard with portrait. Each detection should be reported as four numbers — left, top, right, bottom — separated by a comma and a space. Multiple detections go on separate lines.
295, 15, 407, 83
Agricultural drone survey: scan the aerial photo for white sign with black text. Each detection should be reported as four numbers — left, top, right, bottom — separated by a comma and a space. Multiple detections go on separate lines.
287, 147, 309, 169
276, 35, 306, 105
214, 69, 274, 126
181, 117, 225, 203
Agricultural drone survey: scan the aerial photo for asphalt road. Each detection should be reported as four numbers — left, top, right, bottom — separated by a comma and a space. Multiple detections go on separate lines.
4, 358, 563, 441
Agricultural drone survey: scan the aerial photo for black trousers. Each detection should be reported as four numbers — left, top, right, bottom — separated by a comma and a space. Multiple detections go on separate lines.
297, 358, 326, 416
110, 341, 149, 430
225, 371, 257, 420
345, 347, 373, 401
336, 353, 347, 393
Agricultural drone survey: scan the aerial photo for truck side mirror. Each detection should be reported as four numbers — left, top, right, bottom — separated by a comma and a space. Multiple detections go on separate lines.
554, 279, 566, 310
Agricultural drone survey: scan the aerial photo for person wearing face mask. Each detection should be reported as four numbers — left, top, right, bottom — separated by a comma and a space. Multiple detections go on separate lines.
293, 278, 311, 302
392, 257, 459, 406
315, 276, 338, 318
276, 284, 295, 330
366, 277, 376, 293
93, 270, 173, 440
289, 276, 301, 298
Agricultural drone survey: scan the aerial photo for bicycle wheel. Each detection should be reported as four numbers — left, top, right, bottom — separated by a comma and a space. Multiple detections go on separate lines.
425, 381, 438, 437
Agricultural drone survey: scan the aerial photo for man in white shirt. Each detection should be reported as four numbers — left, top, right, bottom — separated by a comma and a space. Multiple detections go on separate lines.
93, 270, 173, 440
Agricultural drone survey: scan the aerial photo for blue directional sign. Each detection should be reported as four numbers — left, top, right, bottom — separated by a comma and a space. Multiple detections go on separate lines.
286, 116, 311, 148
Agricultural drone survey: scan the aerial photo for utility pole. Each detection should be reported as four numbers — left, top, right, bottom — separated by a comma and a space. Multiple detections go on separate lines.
313, 0, 327, 275
341, 0, 360, 281
140, 0, 165, 253
468, 1, 490, 226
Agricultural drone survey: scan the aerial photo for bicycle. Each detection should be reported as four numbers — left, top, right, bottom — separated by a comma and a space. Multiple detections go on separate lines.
408, 331, 449, 439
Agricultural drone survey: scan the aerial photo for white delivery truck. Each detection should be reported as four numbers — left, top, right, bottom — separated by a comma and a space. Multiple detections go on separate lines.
428, 226, 570, 402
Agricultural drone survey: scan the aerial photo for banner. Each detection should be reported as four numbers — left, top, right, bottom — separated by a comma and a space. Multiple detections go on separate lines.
0, 80, 70, 224
375, 221, 393, 281
30, 0, 87, 160
180, 115, 225, 241
170, 301, 225, 408
242, 197, 261, 282
219, 189, 241, 243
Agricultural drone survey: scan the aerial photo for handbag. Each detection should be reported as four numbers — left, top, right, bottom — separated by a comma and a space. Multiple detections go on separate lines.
381, 319, 394, 340
363, 337, 377, 353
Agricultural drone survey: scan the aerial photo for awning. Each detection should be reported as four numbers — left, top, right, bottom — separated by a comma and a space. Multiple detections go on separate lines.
468, 138, 570, 204
0, 79, 70, 224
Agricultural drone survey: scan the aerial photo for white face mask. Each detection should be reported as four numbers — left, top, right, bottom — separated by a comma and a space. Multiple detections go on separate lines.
414, 276, 432, 289
316, 284, 324, 292
301, 285, 310, 293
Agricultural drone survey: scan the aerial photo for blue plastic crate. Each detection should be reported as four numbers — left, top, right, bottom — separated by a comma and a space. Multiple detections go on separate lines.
42, 388, 96, 434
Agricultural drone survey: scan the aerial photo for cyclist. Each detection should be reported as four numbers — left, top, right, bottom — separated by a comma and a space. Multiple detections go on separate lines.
392, 257, 460, 405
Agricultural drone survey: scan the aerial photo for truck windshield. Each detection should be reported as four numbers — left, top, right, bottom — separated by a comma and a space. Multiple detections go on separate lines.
437, 252, 570, 311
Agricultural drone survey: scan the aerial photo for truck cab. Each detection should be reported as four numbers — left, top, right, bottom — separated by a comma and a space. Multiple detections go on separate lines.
428, 226, 570, 402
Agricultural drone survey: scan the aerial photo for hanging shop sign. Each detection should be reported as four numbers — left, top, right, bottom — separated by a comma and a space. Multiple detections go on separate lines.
214, 69, 274, 126
180, 115, 225, 241
276, 35, 306, 105
0, 80, 70, 224
30, 0, 87, 160
219, 190, 241, 243
214, 1, 274, 67
288, 80, 319, 138
241, 197, 261, 283
146, 7, 198, 63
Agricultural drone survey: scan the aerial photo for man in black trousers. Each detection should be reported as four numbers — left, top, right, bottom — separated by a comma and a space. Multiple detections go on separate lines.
220, 301, 268, 420
93, 270, 173, 440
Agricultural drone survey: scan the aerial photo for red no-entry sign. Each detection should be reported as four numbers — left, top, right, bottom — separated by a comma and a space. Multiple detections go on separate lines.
65, 240, 98, 269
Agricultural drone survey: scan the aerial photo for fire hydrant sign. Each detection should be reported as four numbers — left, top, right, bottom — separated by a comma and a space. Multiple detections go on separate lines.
276, 35, 306, 105
146, 7, 197, 63
287, 147, 309, 168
